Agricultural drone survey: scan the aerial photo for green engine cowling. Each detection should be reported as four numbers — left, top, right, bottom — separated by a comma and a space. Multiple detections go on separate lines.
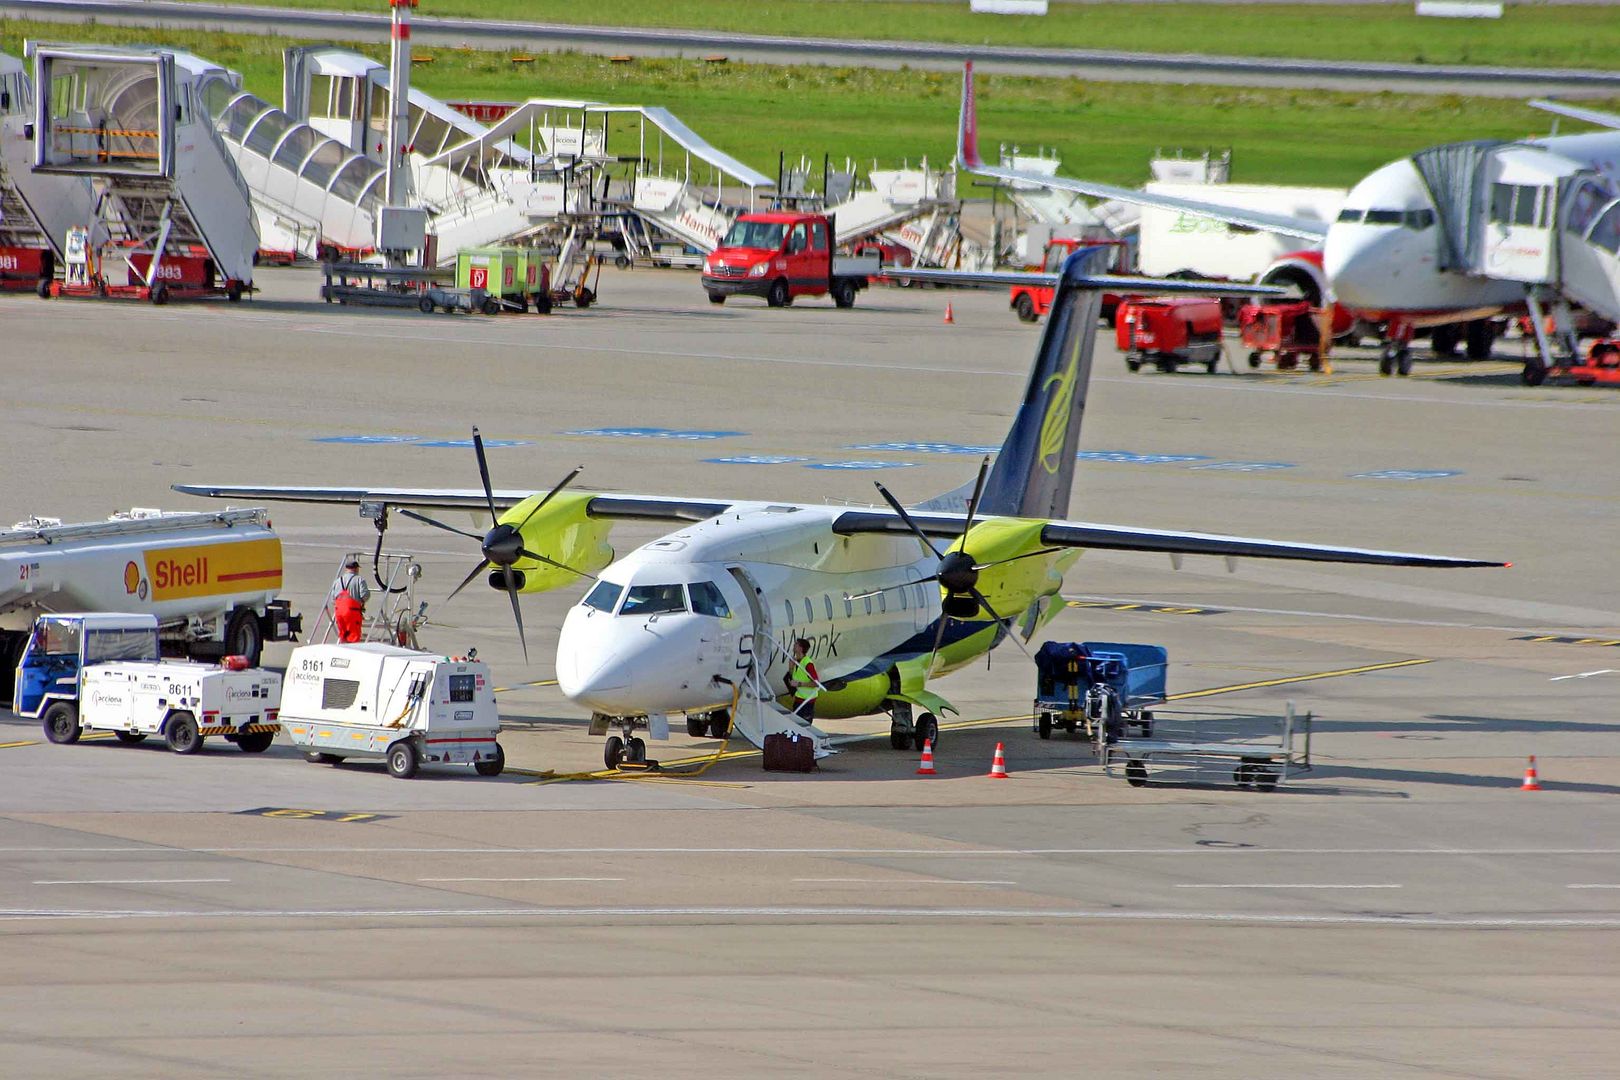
500, 491, 614, 593
955, 517, 1076, 619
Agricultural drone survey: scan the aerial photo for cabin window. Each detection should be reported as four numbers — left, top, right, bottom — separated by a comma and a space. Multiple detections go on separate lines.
620, 584, 687, 616
321, 678, 360, 710
898, 587, 908, 611
863, 596, 873, 616
877, 593, 887, 614
582, 580, 624, 613
823, 595, 834, 620
784, 599, 795, 625
803, 598, 814, 624
916, 584, 927, 609
844, 596, 853, 618
689, 581, 732, 618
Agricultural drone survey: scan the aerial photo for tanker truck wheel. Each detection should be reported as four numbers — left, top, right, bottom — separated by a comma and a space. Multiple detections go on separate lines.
224, 609, 264, 666
236, 731, 274, 753
43, 702, 80, 745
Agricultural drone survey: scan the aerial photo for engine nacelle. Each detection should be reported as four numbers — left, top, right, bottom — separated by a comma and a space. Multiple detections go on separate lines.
493, 490, 614, 594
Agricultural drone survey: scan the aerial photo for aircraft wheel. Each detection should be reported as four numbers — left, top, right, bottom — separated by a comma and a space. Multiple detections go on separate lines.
1037, 713, 1052, 740
1465, 319, 1496, 360
913, 713, 938, 752
43, 702, 81, 745
889, 723, 910, 750
113, 730, 146, 745
626, 737, 646, 764
707, 711, 731, 739
1378, 346, 1395, 376
1430, 323, 1460, 358
165, 711, 202, 755
387, 739, 419, 779
474, 744, 505, 777
1125, 760, 1148, 787
686, 717, 709, 737
1396, 348, 1414, 377
604, 735, 625, 770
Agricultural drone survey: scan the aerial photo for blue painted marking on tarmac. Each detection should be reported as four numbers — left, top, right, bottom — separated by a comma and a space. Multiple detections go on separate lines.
415, 439, 532, 449
566, 427, 745, 441
848, 441, 1000, 455
1351, 469, 1461, 481
312, 435, 422, 445
807, 460, 919, 470
1189, 461, 1297, 472
705, 456, 810, 465
1078, 450, 1213, 465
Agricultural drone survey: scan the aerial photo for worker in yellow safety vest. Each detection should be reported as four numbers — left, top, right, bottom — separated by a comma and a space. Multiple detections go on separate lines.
787, 637, 820, 724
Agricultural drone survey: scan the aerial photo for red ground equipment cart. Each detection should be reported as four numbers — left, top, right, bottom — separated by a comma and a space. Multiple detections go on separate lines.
1566, 340, 1620, 385
1239, 301, 1328, 372
1117, 296, 1224, 373
1011, 238, 1127, 326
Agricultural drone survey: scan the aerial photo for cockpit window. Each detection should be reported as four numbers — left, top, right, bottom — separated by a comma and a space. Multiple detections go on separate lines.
1405, 209, 1435, 230
582, 580, 624, 613
620, 584, 687, 616
688, 581, 732, 618
1336, 208, 1363, 223
1362, 209, 1404, 226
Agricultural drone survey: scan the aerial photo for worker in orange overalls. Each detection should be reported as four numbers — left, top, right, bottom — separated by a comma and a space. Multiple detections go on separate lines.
329, 558, 370, 643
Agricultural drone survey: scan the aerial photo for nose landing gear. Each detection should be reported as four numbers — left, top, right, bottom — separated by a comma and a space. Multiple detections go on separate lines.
601, 716, 657, 771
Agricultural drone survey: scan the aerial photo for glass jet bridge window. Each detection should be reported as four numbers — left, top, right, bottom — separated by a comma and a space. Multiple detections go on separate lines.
620, 584, 687, 616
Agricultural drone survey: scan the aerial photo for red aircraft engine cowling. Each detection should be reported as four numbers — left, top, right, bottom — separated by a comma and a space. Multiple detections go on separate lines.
1255, 249, 1356, 337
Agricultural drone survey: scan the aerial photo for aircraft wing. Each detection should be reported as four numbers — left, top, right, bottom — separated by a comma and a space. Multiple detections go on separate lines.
956, 61, 1328, 244
1529, 98, 1620, 132
832, 509, 1505, 569
170, 484, 734, 523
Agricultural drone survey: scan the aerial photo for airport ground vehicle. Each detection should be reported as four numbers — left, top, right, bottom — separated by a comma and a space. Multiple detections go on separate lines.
701, 213, 877, 307
282, 643, 503, 779
0, 508, 299, 706
1010, 238, 1127, 325
15, 613, 282, 753
1032, 641, 1164, 741
1102, 703, 1313, 790
1117, 297, 1224, 373
1239, 301, 1328, 372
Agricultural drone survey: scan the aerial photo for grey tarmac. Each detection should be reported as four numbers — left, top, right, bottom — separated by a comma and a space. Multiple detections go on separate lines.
0, 267, 1616, 1077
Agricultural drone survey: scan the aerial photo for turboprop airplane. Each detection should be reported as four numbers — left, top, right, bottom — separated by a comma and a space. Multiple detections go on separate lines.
176, 251, 1504, 770
956, 62, 1620, 381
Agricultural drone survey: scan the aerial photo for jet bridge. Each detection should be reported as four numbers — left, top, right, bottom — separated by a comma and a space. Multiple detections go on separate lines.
1, 50, 98, 291
29, 44, 258, 297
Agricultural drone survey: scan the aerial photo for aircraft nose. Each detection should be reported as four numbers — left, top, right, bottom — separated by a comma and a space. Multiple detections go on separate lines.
1323, 222, 1400, 310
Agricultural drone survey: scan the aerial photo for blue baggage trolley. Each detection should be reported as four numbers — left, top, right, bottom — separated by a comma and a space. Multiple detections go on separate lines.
1032, 641, 1167, 741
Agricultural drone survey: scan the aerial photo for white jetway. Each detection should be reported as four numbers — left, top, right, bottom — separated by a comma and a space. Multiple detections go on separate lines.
29, 43, 258, 298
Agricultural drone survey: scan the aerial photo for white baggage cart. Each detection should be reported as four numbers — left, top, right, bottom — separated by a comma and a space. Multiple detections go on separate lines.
1101, 702, 1313, 790
281, 643, 503, 779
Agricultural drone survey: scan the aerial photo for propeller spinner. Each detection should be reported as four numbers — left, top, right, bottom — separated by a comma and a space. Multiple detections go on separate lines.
395, 428, 594, 663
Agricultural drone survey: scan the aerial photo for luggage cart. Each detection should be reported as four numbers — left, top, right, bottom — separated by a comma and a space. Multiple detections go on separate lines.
1102, 702, 1313, 790
1032, 641, 1165, 741
1240, 301, 1328, 372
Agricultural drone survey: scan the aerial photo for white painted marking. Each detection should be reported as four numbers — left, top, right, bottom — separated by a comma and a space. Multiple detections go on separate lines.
792, 878, 1018, 886
1176, 883, 1402, 890
3, 846, 1620, 857
0, 906, 1613, 928
1064, 593, 1557, 634
1550, 670, 1619, 682
32, 878, 230, 886
1567, 884, 1620, 889
417, 877, 624, 883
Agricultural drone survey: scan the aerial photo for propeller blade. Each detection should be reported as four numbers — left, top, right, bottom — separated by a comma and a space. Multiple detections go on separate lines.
471, 427, 498, 528
968, 586, 1037, 664
503, 565, 529, 664
513, 465, 584, 533
446, 560, 489, 603
873, 481, 946, 559
397, 508, 484, 542
845, 576, 939, 602
925, 603, 951, 678
972, 547, 1064, 571
517, 546, 599, 581
962, 455, 991, 536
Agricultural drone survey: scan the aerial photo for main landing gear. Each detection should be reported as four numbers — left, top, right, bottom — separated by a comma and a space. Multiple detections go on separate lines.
887, 702, 940, 752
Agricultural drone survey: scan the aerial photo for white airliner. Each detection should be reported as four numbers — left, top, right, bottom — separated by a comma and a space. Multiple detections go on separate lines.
177, 254, 1503, 769
956, 62, 1620, 379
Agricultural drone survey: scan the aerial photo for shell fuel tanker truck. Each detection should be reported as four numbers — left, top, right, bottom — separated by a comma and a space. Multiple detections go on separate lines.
0, 508, 300, 705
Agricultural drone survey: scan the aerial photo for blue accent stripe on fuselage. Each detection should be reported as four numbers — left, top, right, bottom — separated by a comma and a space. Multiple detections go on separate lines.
834, 614, 1009, 683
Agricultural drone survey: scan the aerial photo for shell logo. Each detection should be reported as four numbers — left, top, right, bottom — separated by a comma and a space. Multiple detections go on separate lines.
123, 561, 141, 594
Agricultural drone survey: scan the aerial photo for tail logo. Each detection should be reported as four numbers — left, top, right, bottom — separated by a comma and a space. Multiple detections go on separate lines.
1037, 335, 1083, 475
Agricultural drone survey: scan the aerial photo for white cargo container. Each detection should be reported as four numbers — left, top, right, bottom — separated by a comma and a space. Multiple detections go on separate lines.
281, 643, 503, 779
1137, 183, 1346, 281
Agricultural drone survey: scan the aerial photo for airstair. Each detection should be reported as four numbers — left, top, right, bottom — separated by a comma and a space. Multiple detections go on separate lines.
726, 635, 834, 759
1, 51, 100, 290
29, 45, 258, 293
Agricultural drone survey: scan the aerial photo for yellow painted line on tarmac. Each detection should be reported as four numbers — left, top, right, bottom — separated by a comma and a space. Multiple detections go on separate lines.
493, 679, 558, 694
519, 658, 1433, 782
0, 739, 38, 750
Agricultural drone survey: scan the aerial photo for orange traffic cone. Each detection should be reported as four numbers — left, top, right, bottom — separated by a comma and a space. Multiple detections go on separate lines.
1521, 755, 1542, 791
916, 738, 937, 776
943, 302, 955, 324
987, 742, 1009, 779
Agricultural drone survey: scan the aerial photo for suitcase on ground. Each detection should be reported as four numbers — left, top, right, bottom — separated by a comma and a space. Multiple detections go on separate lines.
762, 731, 817, 772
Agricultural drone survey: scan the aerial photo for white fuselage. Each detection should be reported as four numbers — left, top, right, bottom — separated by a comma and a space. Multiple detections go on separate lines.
554, 503, 949, 718
1322, 131, 1620, 317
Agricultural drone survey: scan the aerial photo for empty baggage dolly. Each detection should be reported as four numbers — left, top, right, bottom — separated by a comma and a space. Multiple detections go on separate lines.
1102, 702, 1313, 790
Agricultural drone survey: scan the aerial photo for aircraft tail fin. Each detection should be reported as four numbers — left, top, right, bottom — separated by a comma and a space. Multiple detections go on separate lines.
958, 59, 982, 170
